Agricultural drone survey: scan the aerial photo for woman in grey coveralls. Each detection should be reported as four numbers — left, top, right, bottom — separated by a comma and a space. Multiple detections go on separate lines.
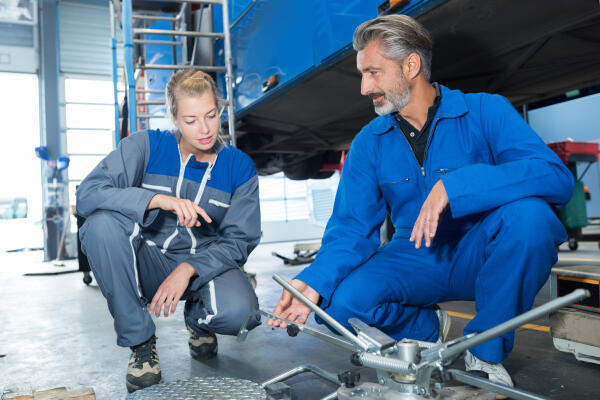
76, 70, 261, 393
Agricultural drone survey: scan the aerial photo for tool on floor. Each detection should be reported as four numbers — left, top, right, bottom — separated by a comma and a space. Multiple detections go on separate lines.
238, 274, 589, 400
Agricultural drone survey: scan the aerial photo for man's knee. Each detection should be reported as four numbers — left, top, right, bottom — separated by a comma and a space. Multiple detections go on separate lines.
326, 277, 384, 324
494, 197, 564, 249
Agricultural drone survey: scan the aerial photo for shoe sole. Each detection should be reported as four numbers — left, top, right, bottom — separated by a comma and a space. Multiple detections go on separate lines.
126, 377, 163, 393
190, 342, 218, 361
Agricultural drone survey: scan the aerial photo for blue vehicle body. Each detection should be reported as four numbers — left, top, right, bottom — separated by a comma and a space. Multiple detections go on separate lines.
138, 0, 600, 178
208, 0, 600, 178
213, 0, 446, 117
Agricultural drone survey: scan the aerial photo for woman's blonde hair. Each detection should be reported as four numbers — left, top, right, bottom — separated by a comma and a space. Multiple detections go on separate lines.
165, 70, 226, 143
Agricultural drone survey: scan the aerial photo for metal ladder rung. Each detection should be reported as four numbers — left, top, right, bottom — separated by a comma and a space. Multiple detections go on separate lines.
133, 28, 224, 39
137, 114, 168, 119
133, 39, 182, 46
136, 89, 165, 94
137, 100, 166, 105
132, 14, 178, 21
137, 64, 226, 72
141, 0, 223, 5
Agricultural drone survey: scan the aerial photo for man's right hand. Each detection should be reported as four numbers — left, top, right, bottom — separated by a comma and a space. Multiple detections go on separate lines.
267, 279, 320, 329
148, 194, 212, 228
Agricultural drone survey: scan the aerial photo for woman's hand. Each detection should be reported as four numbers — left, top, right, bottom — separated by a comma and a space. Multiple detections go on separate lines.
148, 262, 197, 317
148, 194, 212, 228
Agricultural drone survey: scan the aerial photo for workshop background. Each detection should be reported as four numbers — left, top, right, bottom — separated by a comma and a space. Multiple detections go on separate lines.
1, 0, 600, 399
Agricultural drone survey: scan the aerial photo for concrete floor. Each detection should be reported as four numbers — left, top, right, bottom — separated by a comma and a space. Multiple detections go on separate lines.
1, 240, 600, 399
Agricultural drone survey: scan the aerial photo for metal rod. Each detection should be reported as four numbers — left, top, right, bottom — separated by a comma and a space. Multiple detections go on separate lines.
441, 289, 589, 360
141, 0, 222, 4
254, 309, 356, 352
320, 392, 338, 400
122, 0, 137, 135
133, 28, 224, 38
133, 39, 182, 46
137, 114, 167, 119
260, 365, 340, 388
137, 100, 166, 105
138, 64, 226, 72
136, 89, 165, 94
221, 0, 236, 147
272, 274, 371, 351
230, 0, 257, 29
450, 369, 549, 400
132, 14, 178, 21
141, 0, 223, 4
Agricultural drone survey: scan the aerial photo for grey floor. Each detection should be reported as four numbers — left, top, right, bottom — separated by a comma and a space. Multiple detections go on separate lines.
1, 240, 600, 399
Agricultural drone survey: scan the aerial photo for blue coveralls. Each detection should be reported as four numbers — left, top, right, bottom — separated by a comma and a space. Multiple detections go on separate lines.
296, 86, 574, 363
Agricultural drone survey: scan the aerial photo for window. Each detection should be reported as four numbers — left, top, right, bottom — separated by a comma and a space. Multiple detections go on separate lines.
259, 172, 340, 224
63, 77, 119, 207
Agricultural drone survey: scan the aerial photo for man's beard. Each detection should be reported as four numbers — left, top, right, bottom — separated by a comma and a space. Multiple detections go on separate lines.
371, 80, 411, 116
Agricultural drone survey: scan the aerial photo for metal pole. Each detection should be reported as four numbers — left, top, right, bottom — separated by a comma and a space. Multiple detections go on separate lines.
272, 274, 371, 351
110, 1, 120, 146
441, 289, 589, 360
122, 0, 137, 135
221, 0, 236, 147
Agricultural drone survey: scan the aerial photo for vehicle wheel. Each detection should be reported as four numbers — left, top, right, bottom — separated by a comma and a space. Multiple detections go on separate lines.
83, 272, 92, 285
568, 237, 578, 251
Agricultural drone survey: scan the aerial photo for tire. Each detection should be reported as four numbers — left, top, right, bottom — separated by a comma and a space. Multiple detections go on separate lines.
568, 237, 578, 251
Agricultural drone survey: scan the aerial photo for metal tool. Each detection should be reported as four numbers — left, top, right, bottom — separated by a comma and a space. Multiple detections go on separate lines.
238, 273, 590, 400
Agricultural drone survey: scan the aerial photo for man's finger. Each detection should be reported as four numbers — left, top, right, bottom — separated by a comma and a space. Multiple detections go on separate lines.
414, 219, 424, 248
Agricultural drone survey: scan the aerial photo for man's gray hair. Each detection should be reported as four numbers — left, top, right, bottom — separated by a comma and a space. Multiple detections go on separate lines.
353, 14, 433, 80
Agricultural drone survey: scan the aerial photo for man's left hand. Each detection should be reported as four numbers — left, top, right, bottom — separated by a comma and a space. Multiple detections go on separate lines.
149, 262, 196, 317
410, 179, 449, 249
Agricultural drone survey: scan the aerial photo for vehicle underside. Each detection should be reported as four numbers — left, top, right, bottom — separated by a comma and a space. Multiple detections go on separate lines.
234, 0, 600, 178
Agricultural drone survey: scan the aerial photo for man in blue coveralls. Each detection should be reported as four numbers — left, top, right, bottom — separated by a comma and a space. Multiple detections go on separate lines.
269, 14, 573, 387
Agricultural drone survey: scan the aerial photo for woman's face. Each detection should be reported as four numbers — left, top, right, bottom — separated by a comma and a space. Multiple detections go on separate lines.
174, 92, 220, 155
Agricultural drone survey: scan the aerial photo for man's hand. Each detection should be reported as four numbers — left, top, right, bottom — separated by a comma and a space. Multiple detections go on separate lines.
148, 194, 212, 228
267, 279, 320, 329
148, 262, 196, 317
410, 179, 449, 248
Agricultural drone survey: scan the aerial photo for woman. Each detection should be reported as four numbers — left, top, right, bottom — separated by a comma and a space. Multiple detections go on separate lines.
76, 70, 262, 393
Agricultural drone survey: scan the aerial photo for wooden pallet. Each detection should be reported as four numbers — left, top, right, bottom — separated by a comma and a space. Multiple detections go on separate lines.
4, 387, 95, 400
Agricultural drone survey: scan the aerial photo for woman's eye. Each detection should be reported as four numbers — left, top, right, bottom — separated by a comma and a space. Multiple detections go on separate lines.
184, 120, 196, 125
207, 113, 217, 119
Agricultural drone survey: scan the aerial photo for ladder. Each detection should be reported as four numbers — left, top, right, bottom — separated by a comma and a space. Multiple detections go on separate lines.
109, 0, 236, 147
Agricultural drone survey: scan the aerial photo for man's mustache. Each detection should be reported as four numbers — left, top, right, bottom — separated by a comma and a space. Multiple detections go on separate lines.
369, 92, 385, 101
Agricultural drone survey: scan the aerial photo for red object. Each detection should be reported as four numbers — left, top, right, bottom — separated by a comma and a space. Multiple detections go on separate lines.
548, 141, 599, 163
320, 151, 347, 172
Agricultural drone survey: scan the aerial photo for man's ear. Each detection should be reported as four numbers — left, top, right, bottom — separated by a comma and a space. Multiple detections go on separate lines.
404, 52, 422, 80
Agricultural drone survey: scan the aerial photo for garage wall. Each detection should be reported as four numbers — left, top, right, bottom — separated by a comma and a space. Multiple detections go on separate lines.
59, 0, 114, 76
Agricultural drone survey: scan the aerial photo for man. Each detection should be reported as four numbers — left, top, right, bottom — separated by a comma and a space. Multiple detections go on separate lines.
268, 14, 573, 387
